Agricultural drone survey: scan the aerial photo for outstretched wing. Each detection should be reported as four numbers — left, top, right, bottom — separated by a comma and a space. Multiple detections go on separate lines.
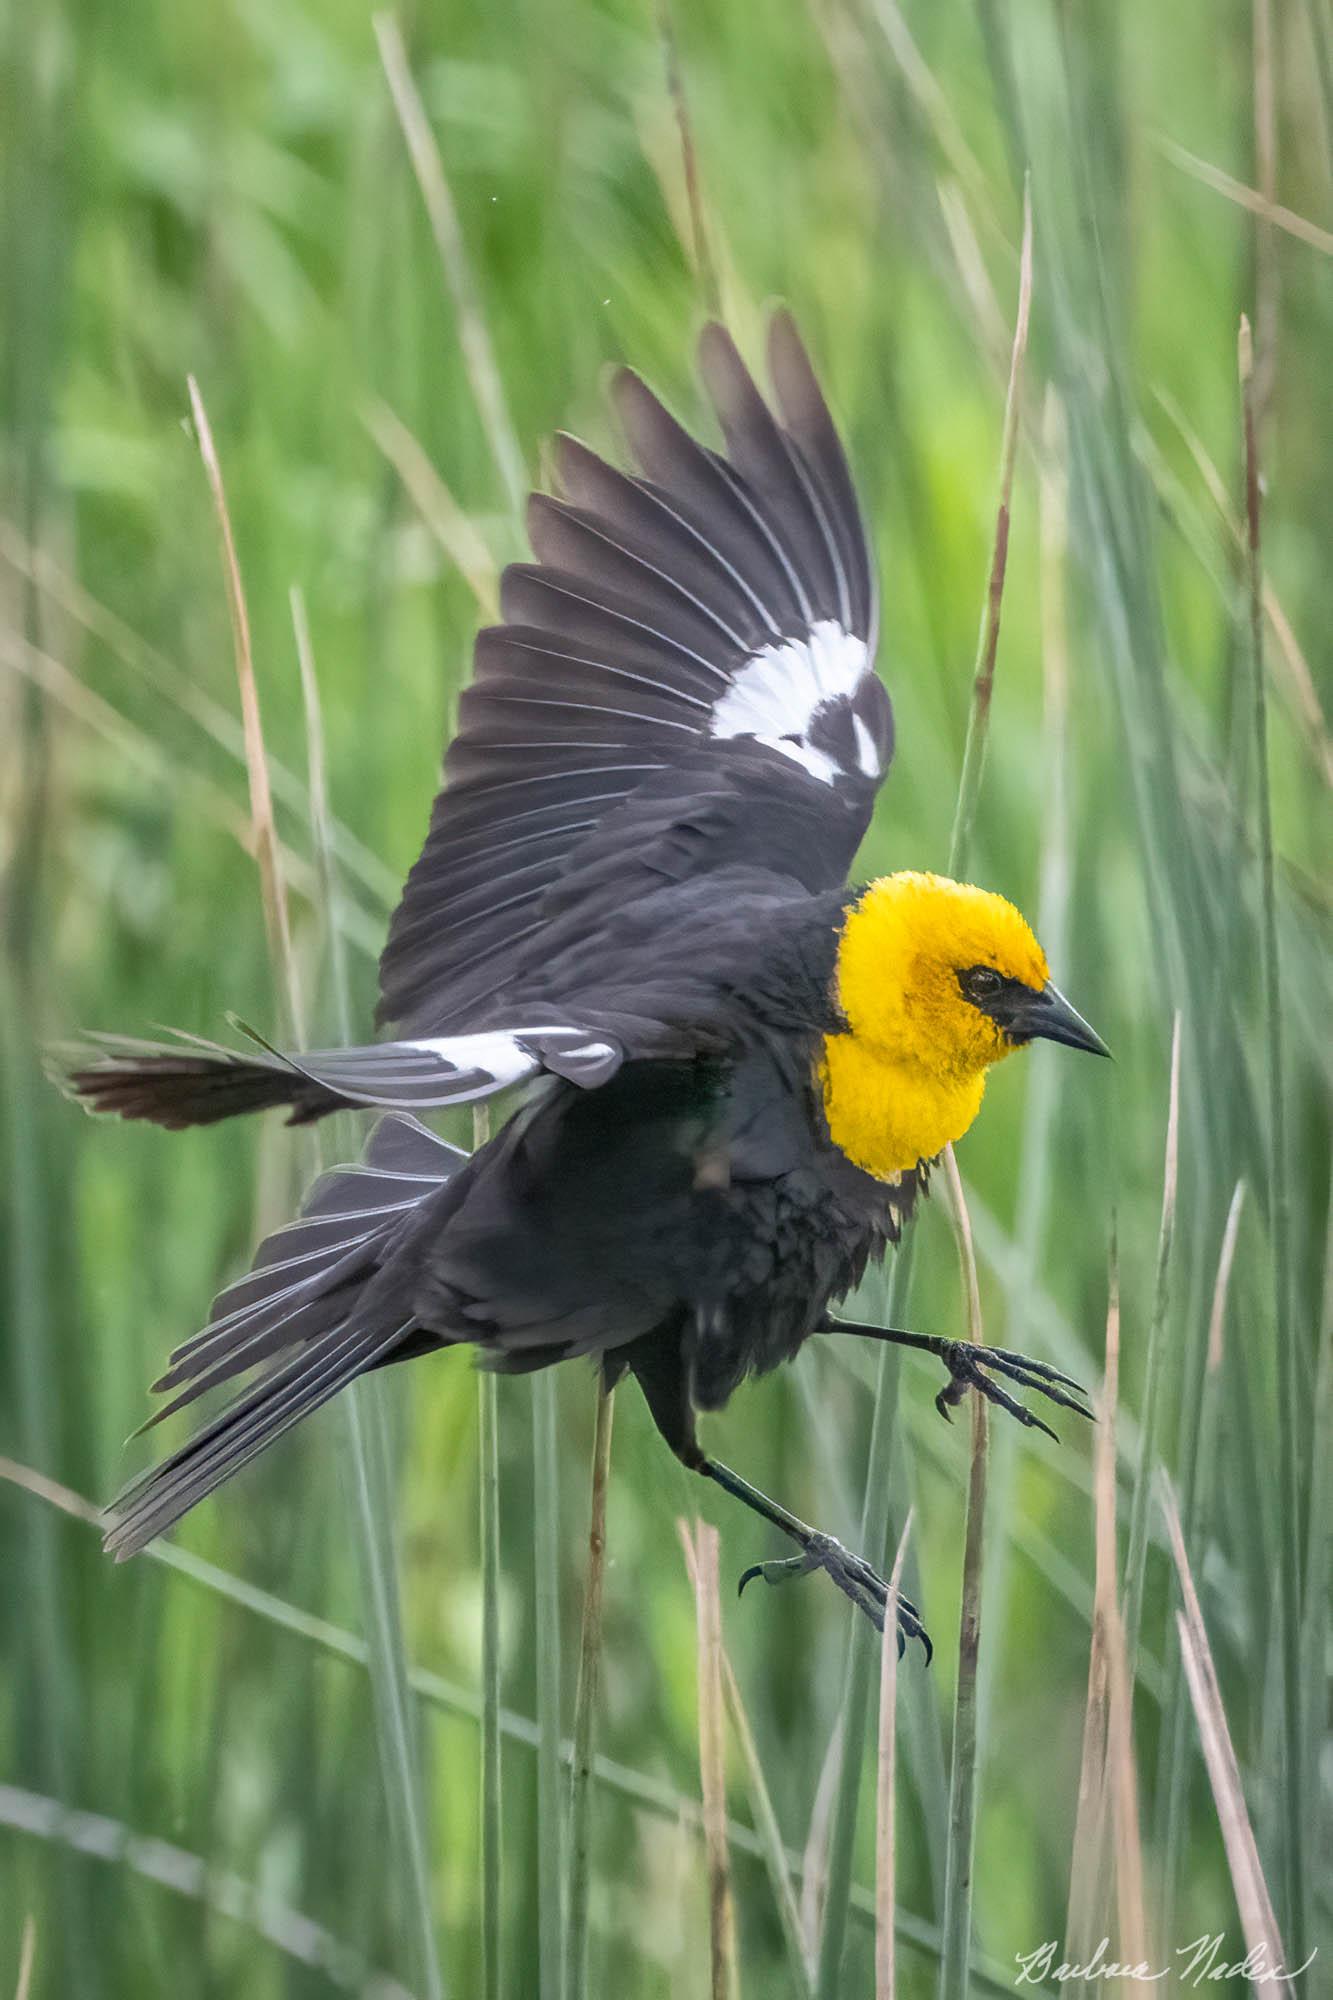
377, 312, 893, 1038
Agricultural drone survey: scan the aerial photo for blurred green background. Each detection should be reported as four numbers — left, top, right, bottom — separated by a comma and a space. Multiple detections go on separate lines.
2, 1, 1329, 1995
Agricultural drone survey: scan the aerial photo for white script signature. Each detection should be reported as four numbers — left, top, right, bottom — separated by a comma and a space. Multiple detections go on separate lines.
1014, 1936, 1319, 1987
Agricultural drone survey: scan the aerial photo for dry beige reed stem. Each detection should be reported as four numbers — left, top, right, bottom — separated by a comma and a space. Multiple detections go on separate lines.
1159, 1475, 1291, 1971
679, 1519, 739, 2000
363, 399, 500, 620
799, 1713, 843, 1959
1159, 136, 1333, 256
187, 376, 302, 1039
874, 1510, 914, 2000
656, 0, 720, 316
14, 1915, 36, 2000
1068, 1247, 1148, 1969
1206, 1183, 1246, 1377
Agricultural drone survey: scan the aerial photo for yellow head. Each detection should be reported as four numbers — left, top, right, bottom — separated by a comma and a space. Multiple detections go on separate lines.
820, 870, 1106, 1180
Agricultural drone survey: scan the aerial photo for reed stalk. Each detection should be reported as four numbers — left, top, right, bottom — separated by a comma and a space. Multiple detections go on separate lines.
565, 1383, 615, 1999
1239, 314, 1305, 1960
874, 1514, 914, 2000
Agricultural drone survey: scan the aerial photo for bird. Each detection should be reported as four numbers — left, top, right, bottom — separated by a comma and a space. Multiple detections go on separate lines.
57, 312, 1107, 1650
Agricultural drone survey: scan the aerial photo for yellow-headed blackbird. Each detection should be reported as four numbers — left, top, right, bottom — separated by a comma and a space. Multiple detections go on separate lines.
61, 315, 1106, 1647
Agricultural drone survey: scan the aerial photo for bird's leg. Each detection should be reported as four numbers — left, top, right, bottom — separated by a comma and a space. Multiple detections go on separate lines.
626, 1338, 929, 1655
819, 1318, 1094, 1439
699, 1456, 931, 1657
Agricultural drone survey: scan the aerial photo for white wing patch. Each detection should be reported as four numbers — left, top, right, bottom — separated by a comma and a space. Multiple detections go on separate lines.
710, 619, 875, 784
406, 1027, 615, 1092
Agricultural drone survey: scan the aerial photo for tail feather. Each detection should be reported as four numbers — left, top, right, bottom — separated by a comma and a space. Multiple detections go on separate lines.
153, 1124, 459, 1400
105, 1320, 401, 1560
54, 1021, 615, 1130
103, 1113, 462, 1559
53, 1031, 339, 1129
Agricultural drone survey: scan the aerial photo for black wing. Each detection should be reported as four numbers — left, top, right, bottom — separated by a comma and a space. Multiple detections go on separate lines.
378, 312, 893, 1038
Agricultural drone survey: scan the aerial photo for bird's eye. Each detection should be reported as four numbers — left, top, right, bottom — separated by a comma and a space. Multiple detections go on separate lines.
960, 965, 1003, 1002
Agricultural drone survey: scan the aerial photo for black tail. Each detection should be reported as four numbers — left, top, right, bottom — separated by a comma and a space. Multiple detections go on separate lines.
53, 1020, 589, 1130
53, 1030, 346, 1128
103, 1113, 462, 1559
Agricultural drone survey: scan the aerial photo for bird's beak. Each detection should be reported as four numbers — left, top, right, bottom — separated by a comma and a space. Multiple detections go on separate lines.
1008, 982, 1112, 1058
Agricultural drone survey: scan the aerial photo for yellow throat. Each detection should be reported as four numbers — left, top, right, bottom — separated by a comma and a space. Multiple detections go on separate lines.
818, 871, 1049, 1181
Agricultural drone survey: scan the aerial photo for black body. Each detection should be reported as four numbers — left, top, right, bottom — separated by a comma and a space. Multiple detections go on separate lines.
101, 883, 922, 1557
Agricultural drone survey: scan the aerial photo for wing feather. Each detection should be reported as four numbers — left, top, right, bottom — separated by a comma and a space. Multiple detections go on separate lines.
378, 315, 890, 1037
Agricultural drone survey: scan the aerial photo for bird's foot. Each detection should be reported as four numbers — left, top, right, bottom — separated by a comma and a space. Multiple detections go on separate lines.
933, 1337, 1094, 1439
738, 1532, 932, 1660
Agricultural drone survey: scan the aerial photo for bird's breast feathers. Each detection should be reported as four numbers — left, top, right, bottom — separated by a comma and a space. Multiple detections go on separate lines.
817, 1032, 987, 1180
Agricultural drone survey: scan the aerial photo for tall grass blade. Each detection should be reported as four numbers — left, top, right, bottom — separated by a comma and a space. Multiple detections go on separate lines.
812, 1277, 907, 2000
186, 378, 301, 1038
716, 1635, 814, 1997
865, 0, 1008, 247
1190, 1181, 1247, 1543
0, 1784, 416, 1998
566, 1383, 615, 2000
474, 1108, 503, 2000
1, 980, 86, 1995
1155, 1181, 1250, 1944
947, 180, 1033, 875
679, 1520, 738, 2000
802, 1711, 844, 1967
656, 0, 720, 316
532, 1369, 565, 2000
1299, 1215, 1333, 1913
363, 401, 501, 620
1147, 390, 1332, 778
290, 587, 353, 1043
14, 1916, 35, 2000
1156, 138, 1333, 255
1251, 0, 1279, 438
937, 1148, 988, 2000
1239, 314, 1306, 1958
480, 1360, 503, 2000
341, 1359, 447, 2000
1065, 1251, 1117, 1964
374, 11, 526, 515
1121, 1014, 1181, 1674
1306, 0, 1333, 172
1159, 1475, 1293, 1973
1070, 1242, 1147, 1988
875, 1513, 913, 2000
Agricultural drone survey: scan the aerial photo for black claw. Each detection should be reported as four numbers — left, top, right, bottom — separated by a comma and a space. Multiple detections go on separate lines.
734, 1537, 932, 1659
737, 1553, 816, 1598
932, 1336, 1096, 1441
987, 1343, 1087, 1392
984, 1348, 1096, 1422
